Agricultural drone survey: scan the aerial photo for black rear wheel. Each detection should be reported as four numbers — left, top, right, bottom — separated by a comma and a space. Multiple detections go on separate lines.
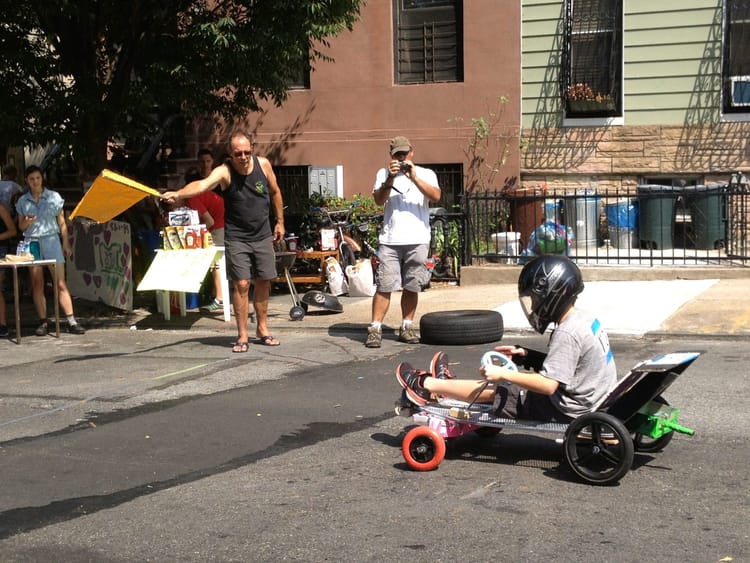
564, 412, 634, 485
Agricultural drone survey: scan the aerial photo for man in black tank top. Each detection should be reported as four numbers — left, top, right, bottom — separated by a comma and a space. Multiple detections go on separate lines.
163, 131, 285, 351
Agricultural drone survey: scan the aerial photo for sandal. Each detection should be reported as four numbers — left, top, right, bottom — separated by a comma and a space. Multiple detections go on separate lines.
232, 341, 249, 353
256, 335, 280, 347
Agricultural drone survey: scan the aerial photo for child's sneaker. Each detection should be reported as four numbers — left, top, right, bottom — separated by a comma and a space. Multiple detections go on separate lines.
430, 351, 455, 380
205, 299, 223, 312
395, 362, 431, 406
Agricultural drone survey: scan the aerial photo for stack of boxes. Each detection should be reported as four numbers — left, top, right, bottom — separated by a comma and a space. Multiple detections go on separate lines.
162, 208, 213, 250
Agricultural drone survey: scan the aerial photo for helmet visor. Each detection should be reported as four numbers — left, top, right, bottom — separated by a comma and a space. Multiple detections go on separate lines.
519, 294, 546, 333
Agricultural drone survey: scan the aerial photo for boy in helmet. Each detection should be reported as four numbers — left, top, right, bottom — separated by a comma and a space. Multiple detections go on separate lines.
397, 255, 617, 422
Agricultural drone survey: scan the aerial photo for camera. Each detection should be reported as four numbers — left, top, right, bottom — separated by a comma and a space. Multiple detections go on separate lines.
399, 162, 411, 174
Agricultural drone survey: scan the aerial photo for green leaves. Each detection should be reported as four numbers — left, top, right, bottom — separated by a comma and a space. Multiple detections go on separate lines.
0, 0, 364, 174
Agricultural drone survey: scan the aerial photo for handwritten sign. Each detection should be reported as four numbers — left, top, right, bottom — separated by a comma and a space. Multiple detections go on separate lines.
137, 248, 222, 293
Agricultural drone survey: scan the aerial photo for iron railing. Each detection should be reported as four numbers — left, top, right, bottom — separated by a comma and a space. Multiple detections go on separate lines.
463, 176, 750, 267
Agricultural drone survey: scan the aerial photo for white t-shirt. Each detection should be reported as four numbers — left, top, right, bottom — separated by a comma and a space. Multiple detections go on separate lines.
372, 165, 439, 245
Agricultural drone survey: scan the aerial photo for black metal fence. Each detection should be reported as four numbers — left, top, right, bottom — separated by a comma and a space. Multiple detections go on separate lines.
462, 176, 750, 267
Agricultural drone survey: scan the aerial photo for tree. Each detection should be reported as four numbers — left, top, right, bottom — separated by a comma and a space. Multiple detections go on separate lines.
0, 0, 363, 177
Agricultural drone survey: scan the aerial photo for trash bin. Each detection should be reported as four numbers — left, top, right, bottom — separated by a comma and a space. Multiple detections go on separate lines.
605, 199, 638, 248
506, 186, 544, 251
637, 185, 677, 250
490, 232, 521, 263
682, 184, 727, 250
563, 193, 601, 248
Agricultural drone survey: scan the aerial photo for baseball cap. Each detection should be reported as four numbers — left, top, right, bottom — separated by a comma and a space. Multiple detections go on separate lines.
389, 136, 412, 156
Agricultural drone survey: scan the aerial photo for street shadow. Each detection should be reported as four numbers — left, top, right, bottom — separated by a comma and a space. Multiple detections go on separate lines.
53, 335, 237, 363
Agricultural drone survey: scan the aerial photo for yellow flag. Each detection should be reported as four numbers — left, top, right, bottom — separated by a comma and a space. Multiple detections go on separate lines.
69, 169, 162, 223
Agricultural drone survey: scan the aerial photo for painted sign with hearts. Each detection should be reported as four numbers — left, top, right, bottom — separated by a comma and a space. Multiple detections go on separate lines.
67, 220, 133, 310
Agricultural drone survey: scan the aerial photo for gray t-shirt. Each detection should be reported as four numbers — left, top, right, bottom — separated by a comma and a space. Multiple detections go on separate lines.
541, 308, 617, 417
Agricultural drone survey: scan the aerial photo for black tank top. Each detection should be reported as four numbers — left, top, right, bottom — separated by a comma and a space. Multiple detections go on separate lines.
223, 156, 272, 242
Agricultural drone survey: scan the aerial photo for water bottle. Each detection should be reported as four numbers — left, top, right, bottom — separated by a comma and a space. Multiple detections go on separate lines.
16, 240, 30, 256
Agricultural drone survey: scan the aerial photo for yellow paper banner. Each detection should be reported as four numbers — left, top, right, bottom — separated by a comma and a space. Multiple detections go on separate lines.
69, 169, 162, 223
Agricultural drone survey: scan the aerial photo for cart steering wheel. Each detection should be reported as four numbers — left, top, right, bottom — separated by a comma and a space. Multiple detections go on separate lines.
480, 351, 518, 372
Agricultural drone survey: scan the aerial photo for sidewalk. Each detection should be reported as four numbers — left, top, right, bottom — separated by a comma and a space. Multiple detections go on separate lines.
5, 272, 750, 340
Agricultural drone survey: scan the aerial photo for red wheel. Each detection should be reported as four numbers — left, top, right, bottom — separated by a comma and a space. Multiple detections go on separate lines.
401, 426, 446, 471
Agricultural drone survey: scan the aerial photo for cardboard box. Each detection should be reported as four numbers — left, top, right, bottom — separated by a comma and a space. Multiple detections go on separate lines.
168, 208, 199, 226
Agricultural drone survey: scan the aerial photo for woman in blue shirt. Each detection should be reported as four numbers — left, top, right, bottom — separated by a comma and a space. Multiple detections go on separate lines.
16, 165, 85, 335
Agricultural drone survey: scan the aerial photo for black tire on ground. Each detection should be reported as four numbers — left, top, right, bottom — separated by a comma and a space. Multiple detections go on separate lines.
419, 310, 504, 345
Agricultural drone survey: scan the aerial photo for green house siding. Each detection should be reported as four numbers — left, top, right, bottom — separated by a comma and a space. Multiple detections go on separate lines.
522, 0, 565, 127
522, 0, 724, 128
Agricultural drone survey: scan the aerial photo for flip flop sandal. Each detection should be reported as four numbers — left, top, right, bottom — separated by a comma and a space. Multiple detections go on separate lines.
257, 335, 280, 347
232, 341, 249, 353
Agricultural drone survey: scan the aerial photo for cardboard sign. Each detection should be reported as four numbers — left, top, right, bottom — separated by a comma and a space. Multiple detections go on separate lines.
137, 248, 221, 293
67, 219, 133, 311
69, 169, 161, 223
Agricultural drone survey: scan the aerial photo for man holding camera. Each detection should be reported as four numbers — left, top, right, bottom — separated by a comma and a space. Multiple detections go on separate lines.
365, 136, 441, 348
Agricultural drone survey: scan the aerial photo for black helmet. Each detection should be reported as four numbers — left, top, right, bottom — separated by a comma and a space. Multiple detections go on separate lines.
517, 255, 584, 333
300, 290, 343, 313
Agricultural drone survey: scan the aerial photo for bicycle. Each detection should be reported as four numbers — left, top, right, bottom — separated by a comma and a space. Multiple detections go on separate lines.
313, 204, 366, 272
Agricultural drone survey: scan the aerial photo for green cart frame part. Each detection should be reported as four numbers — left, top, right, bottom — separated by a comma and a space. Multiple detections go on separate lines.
634, 401, 695, 439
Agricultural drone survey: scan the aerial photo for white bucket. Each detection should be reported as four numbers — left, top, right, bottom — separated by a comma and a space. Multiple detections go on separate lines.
490, 232, 521, 262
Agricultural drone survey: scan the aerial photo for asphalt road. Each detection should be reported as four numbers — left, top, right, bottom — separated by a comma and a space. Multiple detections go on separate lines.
0, 331, 747, 562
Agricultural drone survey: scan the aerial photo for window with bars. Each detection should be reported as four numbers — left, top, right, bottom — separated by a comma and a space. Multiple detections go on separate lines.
724, 0, 750, 113
562, 0, 622, 118
274, 165, 310, 214
431, 163, 464, 210
394, 0, 463, 84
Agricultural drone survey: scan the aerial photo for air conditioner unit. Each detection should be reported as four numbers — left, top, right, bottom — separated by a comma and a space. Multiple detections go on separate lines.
730, 75, 750, 106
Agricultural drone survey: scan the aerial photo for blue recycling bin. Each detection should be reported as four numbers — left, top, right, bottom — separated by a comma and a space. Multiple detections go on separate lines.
605, 199, 638, 248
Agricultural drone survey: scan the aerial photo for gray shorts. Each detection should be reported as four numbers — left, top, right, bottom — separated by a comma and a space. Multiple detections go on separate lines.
376, 243, 430, 293
224, 237, 277, 281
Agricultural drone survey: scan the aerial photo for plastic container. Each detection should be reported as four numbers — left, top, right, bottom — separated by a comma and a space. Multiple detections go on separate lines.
637, 185, 677, 250
489, 232, 521, 262
285, 233, 299, 252
564, 194, 601, 247
682, 184, 727, 250
605, 199, 638, 249
505, 186, 544, 250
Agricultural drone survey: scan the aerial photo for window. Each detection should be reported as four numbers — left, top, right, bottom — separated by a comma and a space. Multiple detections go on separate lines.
394, 0, 463, 84
431, 163, 463, 210
723, 0, 750, 113
286, 55, 311, 90
562, 0, 622, 118
274, 165, 310, 214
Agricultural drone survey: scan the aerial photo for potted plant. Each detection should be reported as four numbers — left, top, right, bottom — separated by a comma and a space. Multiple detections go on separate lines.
566, 83, 616, 113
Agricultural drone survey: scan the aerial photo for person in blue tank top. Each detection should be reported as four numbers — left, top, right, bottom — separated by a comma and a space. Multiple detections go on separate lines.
163, 131, 285, 352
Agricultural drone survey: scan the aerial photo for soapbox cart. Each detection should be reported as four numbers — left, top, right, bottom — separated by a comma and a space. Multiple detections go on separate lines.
397, 351, 700, 485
